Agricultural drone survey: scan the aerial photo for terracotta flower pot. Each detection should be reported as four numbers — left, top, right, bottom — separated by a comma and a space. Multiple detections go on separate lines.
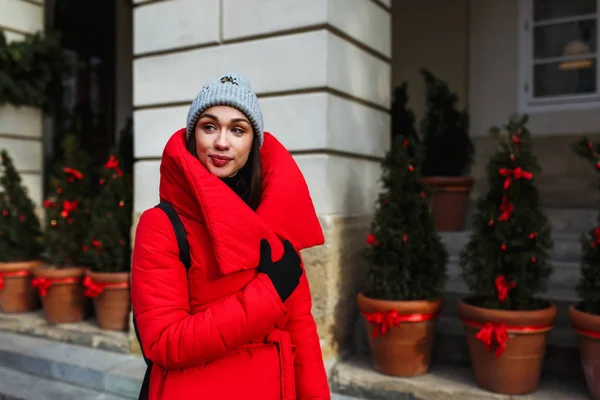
421, 176, 474, 231
32, 265, 86, 324
569, 304, 600, 400
84, 270, 130, 331
0, 260, 42, 313
458, 299, 556, 395
356, 292, 443, 377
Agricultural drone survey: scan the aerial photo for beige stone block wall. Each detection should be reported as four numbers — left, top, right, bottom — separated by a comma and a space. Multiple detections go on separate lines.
301, 215, 372, 359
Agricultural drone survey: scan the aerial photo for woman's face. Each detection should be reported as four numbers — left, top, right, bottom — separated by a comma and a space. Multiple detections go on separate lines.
194, 106, 254, 178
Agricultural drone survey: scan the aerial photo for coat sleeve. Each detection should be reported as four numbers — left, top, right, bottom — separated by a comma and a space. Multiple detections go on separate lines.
284, 260, 331, 399
131, 208, 287, 370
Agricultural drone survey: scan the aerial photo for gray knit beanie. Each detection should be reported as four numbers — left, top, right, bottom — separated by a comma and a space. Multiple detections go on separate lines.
186, 72, 264, 148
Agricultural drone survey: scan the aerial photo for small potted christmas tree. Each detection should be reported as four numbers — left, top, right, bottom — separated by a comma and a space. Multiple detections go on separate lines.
458, 114, 555, 395
82, 152, 132, 331
34, 134, 91, 324
569, 137, 600, 400
357, 83, 448, 377
0, 150, 43, 312
420, 68, 475, 231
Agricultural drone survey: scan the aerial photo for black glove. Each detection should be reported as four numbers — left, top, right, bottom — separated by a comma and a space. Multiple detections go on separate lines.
258, 239, 303, 302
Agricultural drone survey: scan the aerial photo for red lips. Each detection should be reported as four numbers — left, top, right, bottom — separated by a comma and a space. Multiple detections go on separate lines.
209, 155, 232, 167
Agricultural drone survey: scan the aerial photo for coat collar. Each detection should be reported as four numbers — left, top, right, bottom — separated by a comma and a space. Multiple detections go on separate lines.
159, 128, 323, 275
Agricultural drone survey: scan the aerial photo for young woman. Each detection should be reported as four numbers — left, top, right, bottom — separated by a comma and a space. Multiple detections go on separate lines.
131, 73, 330, 399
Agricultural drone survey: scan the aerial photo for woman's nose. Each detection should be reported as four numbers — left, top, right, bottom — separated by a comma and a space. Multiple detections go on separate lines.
214, 131, 230, 150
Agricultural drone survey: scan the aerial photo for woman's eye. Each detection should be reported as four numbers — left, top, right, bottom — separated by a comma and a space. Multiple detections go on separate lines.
203, 124, 216, 131
232, 127, 244, 134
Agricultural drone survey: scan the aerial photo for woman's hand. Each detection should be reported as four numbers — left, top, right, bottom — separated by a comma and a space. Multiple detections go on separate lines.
258, 239, 303, 302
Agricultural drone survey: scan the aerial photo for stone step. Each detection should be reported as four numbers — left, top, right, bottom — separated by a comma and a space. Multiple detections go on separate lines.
330, 354, 589, 400
461, 207, 597, 237
0, 331, 145, 399
440, 231, 584, 263
0, 365, 128, 400
0, 311, 129, 354
446, 258, 580, 303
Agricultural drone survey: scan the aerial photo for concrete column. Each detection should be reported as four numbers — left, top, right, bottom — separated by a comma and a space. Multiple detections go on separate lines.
0, 0, 45, 208
131, 0, 392, 362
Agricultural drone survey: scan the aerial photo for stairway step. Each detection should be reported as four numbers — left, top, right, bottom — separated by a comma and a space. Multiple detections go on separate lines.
441, 231, 584, 263
0, 365, 128, 400
446, 258, 580, 302
545, 208, 597, 235
330, 354, 589, 400
0, 332, 145, 399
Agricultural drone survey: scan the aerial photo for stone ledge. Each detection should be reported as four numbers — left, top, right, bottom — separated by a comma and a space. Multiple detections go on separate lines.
0, 311, 129, 354
330, 354, 589, 400
0, 365, 128, 400
0, 331, 144, 399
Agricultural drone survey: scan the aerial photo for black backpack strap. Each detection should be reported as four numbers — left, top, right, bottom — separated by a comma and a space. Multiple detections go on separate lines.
133, 201, 191, 400
156, 201, 191, 270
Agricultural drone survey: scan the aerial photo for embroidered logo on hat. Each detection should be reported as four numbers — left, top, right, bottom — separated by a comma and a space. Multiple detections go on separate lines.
220, 75, 238, 85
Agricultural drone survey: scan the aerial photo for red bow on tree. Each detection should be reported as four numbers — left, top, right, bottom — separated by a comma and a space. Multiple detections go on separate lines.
105, 156, 123, 177
362, 310, 402, 338
62, 167, 84, 181
60, 200, 78, 218
495, 275, 516, 302
476, 322, 509, 358
498, 167, 533, 190
497, 198, 514, 221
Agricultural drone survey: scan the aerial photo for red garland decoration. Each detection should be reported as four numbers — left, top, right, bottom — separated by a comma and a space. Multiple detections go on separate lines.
362, 310, 440, 338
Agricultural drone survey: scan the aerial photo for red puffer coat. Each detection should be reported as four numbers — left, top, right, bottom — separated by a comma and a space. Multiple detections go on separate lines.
131, 128, 330, 400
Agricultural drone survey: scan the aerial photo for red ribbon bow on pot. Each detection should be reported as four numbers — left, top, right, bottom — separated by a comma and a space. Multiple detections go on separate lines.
495, 275, 516, 302
83, 276, 129, 298
362, 310, 402, 338
476, 322, 509, 358
0, 270, 31, 290
31, 277, 79, 297
362, 310, 439, 338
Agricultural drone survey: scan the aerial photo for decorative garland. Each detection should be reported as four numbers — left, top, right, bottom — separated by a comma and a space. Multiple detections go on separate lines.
0, 30, 73, 110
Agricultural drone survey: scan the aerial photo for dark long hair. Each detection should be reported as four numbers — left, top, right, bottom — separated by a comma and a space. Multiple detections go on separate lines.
187, 133, 262, 210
